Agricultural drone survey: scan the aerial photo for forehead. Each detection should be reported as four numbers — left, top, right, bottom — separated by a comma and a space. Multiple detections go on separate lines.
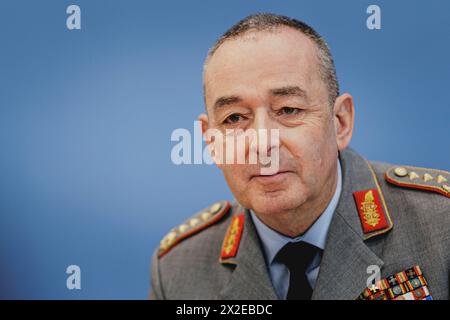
204, 27, 321, 107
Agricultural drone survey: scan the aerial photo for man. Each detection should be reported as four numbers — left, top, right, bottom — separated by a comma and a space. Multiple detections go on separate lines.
150, 13, 450, 300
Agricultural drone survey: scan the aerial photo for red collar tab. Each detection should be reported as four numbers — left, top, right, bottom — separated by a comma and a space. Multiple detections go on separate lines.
353, 189, 389, 234
220, 213, 245, 260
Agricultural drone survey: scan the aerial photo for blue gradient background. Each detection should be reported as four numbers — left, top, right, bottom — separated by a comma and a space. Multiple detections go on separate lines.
0, 0, 448, 299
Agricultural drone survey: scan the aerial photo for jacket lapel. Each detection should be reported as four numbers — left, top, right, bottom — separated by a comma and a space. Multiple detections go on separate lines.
312, 213, 384, 299
312, 148, 391, 300
218, 207, 278, 300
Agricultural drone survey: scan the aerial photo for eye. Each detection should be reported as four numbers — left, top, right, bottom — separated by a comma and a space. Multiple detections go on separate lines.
278, 106, 301, 116
224, 113, 245, 124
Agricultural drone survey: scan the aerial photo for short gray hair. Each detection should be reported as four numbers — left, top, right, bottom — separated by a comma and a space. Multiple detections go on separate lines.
203, 13, 339, 107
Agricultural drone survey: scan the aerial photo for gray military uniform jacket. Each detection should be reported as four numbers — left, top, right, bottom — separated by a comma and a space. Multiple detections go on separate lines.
150, 148, 450, 300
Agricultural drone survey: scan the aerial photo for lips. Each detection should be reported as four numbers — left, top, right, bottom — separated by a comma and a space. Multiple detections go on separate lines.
250, 171, 292, 184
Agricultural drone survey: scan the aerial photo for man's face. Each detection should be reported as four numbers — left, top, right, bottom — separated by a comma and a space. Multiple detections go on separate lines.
203, 27, 341, 217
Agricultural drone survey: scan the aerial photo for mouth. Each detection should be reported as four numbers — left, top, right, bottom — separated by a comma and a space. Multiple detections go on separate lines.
250, 171, 292, 184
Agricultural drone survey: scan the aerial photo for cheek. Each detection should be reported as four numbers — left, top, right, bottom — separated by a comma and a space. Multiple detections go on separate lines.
282, 126, 326, 159
282, 125, 334, 173
221, 164, 248, 190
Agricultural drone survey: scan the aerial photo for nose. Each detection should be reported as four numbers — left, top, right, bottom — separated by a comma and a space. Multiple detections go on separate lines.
253, 107, 273, 131
250, 107, 279, 159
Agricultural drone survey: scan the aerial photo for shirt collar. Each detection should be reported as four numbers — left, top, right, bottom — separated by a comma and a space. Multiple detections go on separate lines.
250, 159, 342, 264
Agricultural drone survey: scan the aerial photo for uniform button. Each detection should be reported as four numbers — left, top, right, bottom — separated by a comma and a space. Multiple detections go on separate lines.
394, 167, 408, 177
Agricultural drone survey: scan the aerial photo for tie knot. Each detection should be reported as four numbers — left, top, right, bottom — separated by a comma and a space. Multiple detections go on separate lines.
275, 241, 318, 270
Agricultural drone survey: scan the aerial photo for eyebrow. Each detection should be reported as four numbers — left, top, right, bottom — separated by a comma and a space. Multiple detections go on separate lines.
212, 86, 306, 109
213, 95, 242, 109
270, 86, 307, 98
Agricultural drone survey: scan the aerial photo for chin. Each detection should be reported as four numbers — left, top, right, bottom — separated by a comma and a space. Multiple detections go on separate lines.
248, 189, 306, 216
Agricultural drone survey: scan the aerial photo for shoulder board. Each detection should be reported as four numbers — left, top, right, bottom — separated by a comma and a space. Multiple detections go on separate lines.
158, 200, 231, 258
385, 165, 450, 198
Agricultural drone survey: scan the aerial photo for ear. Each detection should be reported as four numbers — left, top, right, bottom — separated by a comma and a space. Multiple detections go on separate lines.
198, 113, 210, 143
332, 93, 355, 151
198, 113, 222, 168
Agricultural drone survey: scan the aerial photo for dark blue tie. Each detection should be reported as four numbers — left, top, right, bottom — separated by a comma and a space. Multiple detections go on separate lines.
275, 241, 318, 300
